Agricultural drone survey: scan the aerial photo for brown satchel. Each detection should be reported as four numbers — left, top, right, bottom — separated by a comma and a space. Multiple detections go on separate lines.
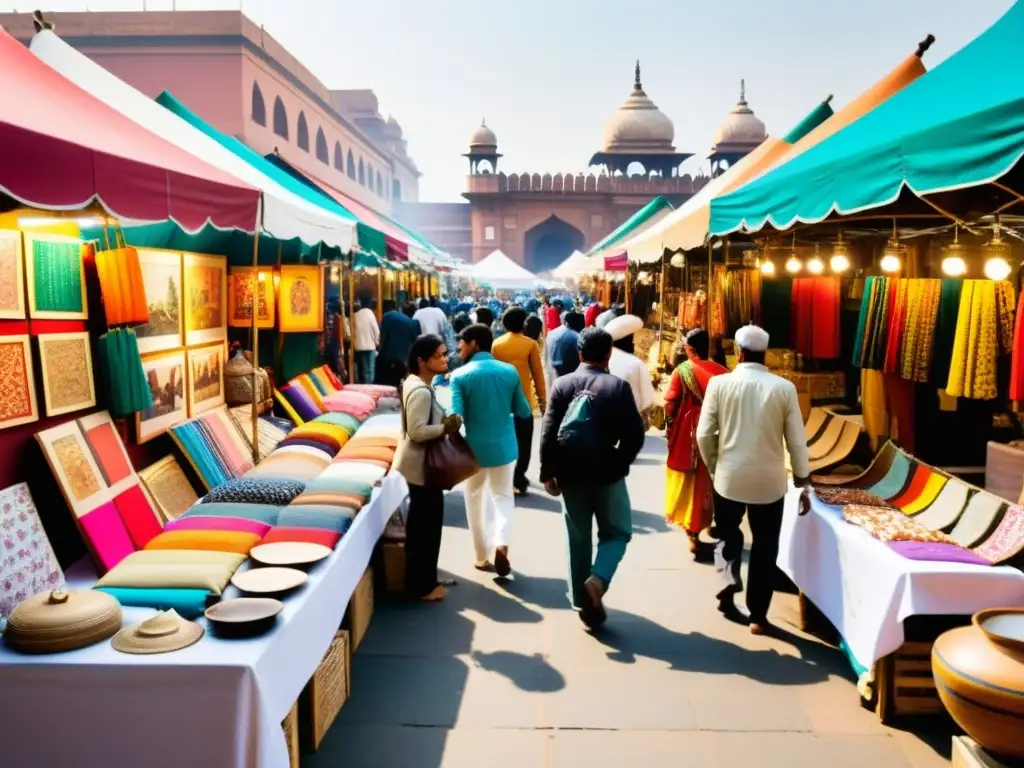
402, 384, 479, 490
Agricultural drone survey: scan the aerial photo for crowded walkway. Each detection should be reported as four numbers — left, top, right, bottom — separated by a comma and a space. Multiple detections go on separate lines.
307, 428, 949, 768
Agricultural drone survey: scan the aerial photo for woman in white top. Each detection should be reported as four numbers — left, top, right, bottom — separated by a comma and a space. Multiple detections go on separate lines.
392, 334, 462, 601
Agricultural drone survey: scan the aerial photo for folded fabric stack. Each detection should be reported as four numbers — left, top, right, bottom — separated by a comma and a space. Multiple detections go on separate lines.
228, 406, 293, 462
168, 406, 258, 490
275, 365, 398, 425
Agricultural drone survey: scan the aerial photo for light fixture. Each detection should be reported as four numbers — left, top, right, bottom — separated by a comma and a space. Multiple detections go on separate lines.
984, 257, 1011, 281
940, 226, 967, 277
830, 231, 850, 273
880, 220, 905, 273
807, 244, 824, 275
785, 255, 802, 274
670, 253, 685, 268
983, 221, 1012, 281
18, 216, 106, 228
257, 271, 267, 283
760, 260, 776, 276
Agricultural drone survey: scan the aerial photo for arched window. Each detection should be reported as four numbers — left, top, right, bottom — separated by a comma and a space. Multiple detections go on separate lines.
358, 158, 365, 186
272, 97, 288, 139
392, 178, 402, 201
315, 128, 328, 164
333, 142, 343, 171
376, 171, 383, 197
296, 112, 309, 151
251, 82, 266, 126
346, 150, 356, 179
366, 163, 374, 189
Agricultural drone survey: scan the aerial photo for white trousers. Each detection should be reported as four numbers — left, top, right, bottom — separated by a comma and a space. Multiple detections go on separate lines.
464, 461, 516, 563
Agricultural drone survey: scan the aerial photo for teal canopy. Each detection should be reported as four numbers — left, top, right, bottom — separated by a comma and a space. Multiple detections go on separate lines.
782, 99, 834, 144
586, 196, 673, 255
710, 2, 1024, 236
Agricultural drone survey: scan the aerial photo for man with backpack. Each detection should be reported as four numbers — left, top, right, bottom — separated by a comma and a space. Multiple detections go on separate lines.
539, 327, 646, 628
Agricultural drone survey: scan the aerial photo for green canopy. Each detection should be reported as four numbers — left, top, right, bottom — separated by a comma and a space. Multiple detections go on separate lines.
586, 196, 673, 255
782, 99, 835, 144
710, 2, 1024, 236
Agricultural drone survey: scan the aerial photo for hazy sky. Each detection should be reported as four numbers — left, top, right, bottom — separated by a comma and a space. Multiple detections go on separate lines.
2, 0, 1015, 201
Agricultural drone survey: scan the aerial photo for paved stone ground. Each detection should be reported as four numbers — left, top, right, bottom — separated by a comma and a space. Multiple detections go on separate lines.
307, 429, 954, 768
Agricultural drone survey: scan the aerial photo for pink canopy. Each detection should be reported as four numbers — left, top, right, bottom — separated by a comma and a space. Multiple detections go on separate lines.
603, 252, 628, 272
0, 28, 258, 232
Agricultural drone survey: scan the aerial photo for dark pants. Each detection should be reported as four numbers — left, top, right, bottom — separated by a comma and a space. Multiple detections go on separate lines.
404, 484, 445, 599
376, 358, 405, 388
712, 491, 785, 623
355, 350, 376, 384
513, 416, 533, 492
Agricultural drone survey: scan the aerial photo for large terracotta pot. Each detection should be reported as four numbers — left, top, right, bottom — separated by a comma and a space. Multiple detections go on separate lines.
932, 607, 1024, 759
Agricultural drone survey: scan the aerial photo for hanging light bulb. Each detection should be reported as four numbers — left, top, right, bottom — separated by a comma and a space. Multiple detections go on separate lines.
830, 231, 850, 273
807, 244, 824, 275
785, 255, 802, 274
983, 221, 1012, 281
940, 225, 967, 277
880, 220, 905, 273
670, 253, 685, 268
760, 259, 776, 276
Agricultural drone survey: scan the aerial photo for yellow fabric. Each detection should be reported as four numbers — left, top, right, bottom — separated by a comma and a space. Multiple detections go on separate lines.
292, 422, 350, 446
274, 389, 305, 425
860, 368, 888, 452
902, 474, 948, 516
115, 550, 246, 567
293, 374, 326, 411
144, 530, 261, 555
947, 280, 998, 400
665, 467, 697, 529
311, 368, 338, 394
492, 332, 546, 411
95, 559, 245, 595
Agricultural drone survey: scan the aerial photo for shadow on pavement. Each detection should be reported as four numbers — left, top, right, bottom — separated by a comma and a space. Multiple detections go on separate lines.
470, 650, 566, 693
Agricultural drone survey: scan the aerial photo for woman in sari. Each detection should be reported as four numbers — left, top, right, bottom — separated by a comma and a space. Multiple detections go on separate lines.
664, 329, 728, 553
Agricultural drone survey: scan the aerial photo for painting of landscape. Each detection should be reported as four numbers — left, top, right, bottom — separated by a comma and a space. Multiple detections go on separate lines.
135, 249, 182, 354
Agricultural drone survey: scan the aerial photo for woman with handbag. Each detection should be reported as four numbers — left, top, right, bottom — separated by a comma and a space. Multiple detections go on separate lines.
394, 334, 464, 601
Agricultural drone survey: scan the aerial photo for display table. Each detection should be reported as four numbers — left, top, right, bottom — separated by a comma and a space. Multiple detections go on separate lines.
0, 472, 409, 768
778, 487, 1024, 671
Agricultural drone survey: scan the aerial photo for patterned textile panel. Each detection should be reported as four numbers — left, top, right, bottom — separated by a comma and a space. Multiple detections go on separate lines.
200, 409, 255, 476
169, 421, 231, 489
972, 504, 1024, 564
899, 472, 948, 516
888, 463, 930, 508
200, 477, 306, 506
866, 452, 913, 500
841, 505, 961, 545
948, 491, 1008, 548
178, 502, 282, 526
912, 480, 972, 531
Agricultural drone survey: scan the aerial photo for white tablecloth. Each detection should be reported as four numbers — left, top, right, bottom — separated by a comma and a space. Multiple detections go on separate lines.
778, 487, 1024, 669
0, 473, 408, 768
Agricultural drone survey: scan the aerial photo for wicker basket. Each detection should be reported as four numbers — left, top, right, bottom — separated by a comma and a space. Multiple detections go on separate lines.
301, 629, 350, 751
282, 701, 299, 768
224, 350, 272, 407
382, 542, 406, 594
343, 568, 374, 652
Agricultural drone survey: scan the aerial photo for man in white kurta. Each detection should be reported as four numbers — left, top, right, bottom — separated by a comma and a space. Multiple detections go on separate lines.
696, 324, 810, 635
605, 315, 656, 424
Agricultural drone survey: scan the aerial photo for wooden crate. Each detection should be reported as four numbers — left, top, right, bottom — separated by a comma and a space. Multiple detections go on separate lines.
301, 629, 350, 752
874, 641, 945, 724
343, 568, 374, 652
382, 541, 406, 594
282, 701, 299, 768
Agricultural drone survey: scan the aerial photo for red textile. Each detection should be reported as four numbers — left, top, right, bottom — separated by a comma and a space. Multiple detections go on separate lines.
261, 526, 342, 549
544, 305, 561, 332
113, 484, 163, 550
584, 304, 601, 328
889, 463, 928, 507
884, 373, 916, 455
664, 359, 728, 473
791, 277, 841, 359
603, 252, 628, 271
0, 28, 258, 231
1010, 293, 1024, 401
883, 280, 905, 374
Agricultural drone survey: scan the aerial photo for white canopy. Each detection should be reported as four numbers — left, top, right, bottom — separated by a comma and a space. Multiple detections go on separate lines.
552, 249, 598, 280
30, 31, 357, 252
471, 250, 543, 288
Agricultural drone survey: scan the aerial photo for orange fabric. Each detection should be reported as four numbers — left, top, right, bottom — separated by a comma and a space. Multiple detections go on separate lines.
889, 464, 930, 508
344, 436, 398, 451
144, 529, 260, 555
95, 246, 148, 325
337, 446, 395, 465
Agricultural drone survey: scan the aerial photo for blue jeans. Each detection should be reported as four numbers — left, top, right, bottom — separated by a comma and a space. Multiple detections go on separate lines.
355, 350, 376, 384
561, 480, 632, 608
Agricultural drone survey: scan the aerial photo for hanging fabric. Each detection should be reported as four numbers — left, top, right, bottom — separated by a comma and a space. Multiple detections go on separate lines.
97, 328, 154, 417
931, 279, 964, 388
900, 279, 941, 382
947, 280, 999, 400
94, 243, 149, 326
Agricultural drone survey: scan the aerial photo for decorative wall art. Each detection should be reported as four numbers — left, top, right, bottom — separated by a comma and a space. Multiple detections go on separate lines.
183, 252, 227, 346
0, 335, 39, 431
0, 229, 26, 319
35, 421, 112, 518
0, 482, 65, 619
78, 411, 136, 494
37, 332, 96, 417
187, 342, 226, 415
228, 267, 276, 329
136, 350, 186, 444
23, 232, 88, 320
278, 265, 324, 333
138, 455, 199, 523
135, 249, 184, 354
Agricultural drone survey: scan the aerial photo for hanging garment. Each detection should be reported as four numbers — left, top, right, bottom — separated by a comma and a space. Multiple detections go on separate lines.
931, 279, 964, 388
900, 279, 942, 383
98, 328, 154, 417
761, 277, 793, 349
883, 279, 909, 374
860, 368, 888, 452
995, 280, 1016, 355
947, 280, 999, 400
95, 247, 149, 326
791, 277, 841, 360
1010, 292, 1024, 402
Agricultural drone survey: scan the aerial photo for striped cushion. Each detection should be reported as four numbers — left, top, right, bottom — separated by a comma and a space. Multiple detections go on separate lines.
179, 502, 282, 525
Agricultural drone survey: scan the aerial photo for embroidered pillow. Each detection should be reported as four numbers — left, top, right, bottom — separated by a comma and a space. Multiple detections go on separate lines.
200, 477, 306, 506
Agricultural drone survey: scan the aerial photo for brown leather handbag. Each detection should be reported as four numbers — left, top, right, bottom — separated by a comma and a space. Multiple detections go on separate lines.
403, 385, 479, 490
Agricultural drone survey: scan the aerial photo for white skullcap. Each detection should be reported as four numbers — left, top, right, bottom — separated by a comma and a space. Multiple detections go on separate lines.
734, 324, 770, 352
605, 314, 644, 341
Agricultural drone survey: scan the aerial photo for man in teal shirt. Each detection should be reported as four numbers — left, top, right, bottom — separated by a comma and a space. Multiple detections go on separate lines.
451, 323, 532, 577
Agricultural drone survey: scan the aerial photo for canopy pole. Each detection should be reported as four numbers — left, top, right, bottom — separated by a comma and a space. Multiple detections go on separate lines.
624, 262, 632, 315
249, 213, 260, 464
657, 255, 667, 366
348, 261, 357, 384
376, 269, 383, 322
707, 241, 714, 354
275, 242, 284, 385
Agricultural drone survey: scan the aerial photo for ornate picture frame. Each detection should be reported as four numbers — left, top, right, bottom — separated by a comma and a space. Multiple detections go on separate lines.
37, 331, 96, 417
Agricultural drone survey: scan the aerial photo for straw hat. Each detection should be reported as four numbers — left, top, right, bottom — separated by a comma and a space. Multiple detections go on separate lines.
111, 609, 204, 655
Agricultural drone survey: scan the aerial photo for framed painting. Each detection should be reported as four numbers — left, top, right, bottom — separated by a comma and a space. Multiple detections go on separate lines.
228, 267, 276, 329
135, 249, 184, 355
278, 264, 324, 333
0, 482, 65, 619
23, 232, 88, 320
78, 411, 137, 498
35, 421, 112, 518
0, 335, 39, 431
135, 349, 187, 443
138, 455, 198, 523
183, 252, 227, 346
38, 332, 96, 417
186, 341, 226, 415
0, 229, 25, 319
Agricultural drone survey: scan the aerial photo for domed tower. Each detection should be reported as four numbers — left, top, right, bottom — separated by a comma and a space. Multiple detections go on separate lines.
588, 61, 692, 177
709, 80, 767, 176
464, 119, 501, 175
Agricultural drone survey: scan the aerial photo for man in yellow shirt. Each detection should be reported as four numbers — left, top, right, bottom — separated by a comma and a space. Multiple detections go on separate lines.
493, 307, 547, 495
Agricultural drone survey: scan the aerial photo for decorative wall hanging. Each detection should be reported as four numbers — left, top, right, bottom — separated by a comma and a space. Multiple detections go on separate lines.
135, 249, 184, 354
38, 332, 96, 416
136, 349, 186, 443
23, 232, 87, 320
183, 252, 227, 346
35, 421, 112, 518
94, 246, 149, 326
0, 229, 26, 319
0, 334, 39, 431
228, 267, 276, 329
96, 328, 154, 418
186, 342, 226, 415
0, 483, 65, 619
138, 455, 199, 523
78, 411, 135, 490
278, 264, 324, 333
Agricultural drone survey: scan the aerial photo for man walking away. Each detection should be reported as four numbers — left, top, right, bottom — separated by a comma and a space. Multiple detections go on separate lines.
546, 310, 585, 383
414, 297, 448, 338
376, 300, 421, 387
696, 324, 809, 635
353, 299, 380, 384
451, 324, 532, 577
540, 328, 645, 628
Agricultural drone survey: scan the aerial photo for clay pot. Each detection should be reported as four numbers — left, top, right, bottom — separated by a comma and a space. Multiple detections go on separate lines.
932, 607, 1024, 759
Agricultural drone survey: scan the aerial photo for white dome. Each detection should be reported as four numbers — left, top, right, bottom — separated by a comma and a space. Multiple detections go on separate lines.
601, 62, 675, 154
469, 119, 497, 149
713, 80, 766, 147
